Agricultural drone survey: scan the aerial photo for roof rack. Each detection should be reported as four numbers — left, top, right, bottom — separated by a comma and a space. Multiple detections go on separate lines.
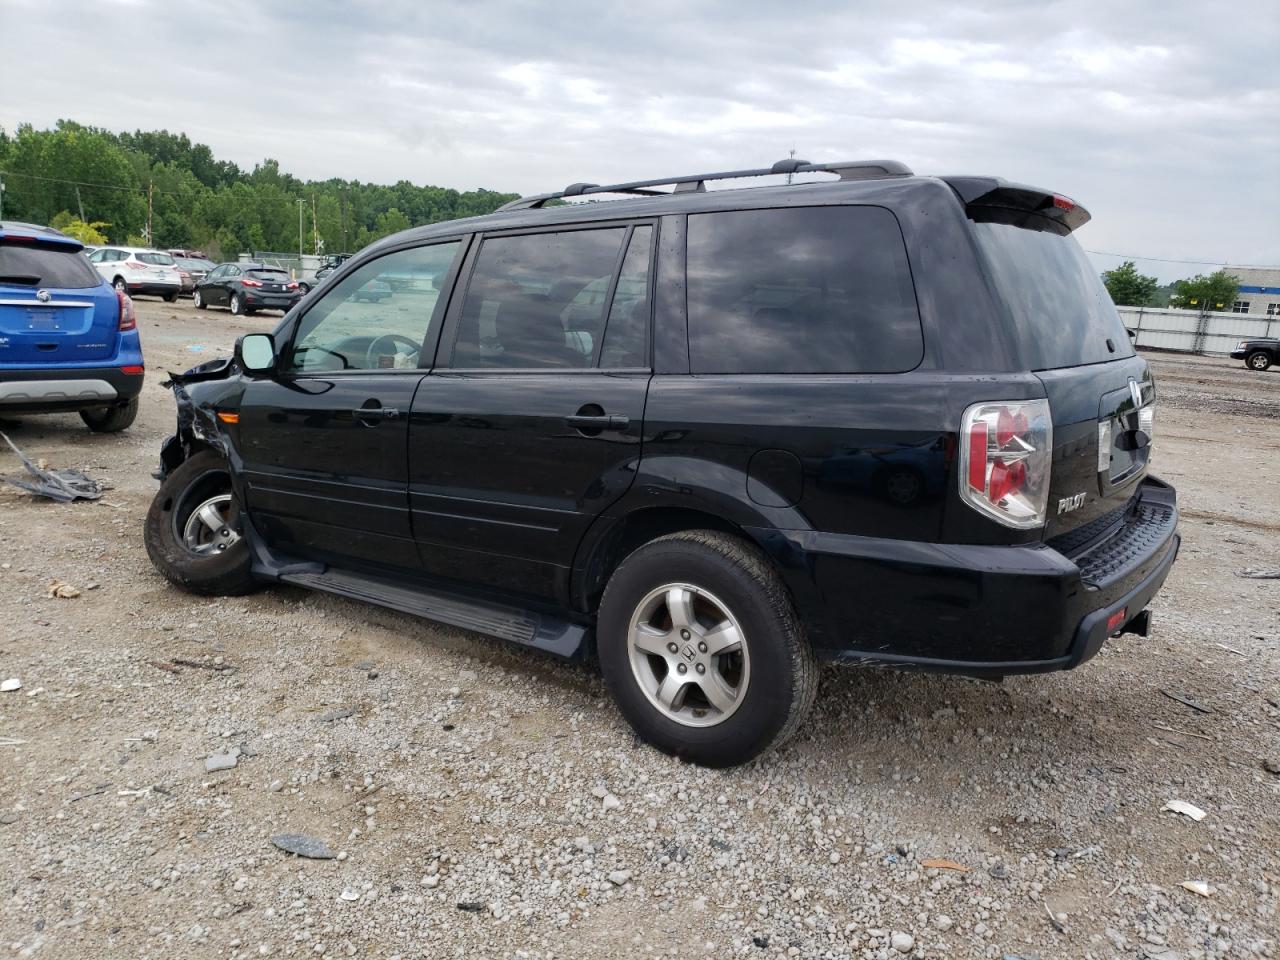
497, 158, 914, 211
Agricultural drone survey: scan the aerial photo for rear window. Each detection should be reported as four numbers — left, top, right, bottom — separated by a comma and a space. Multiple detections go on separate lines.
247, 269, 288, 280
0, 242, 102, 289
137, 252, 175, 265
686, 206, 923, 374
970, 222, 1134, 369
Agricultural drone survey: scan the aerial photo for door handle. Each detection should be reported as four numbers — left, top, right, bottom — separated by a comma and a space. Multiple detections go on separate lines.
566, 412, 629, 432
352, 406, 399, 422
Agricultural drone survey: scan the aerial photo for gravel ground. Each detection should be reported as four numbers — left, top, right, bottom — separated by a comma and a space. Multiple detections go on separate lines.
0, 299, 1277, 960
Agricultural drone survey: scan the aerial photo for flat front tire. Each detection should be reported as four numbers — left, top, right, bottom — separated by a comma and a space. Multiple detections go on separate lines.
597, 530, 818, 767
144, 450, 257, 596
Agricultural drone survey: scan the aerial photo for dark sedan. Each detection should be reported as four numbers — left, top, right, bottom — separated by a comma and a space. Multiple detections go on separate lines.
1230, 338, 1279, 371
194, 263, 301, 316
174, 256, 217, 296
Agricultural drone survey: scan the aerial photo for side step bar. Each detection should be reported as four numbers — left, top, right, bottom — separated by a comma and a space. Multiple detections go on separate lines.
279, 567, 589, 659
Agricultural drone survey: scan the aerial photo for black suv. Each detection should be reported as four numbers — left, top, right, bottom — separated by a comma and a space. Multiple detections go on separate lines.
1231, 338, 1278, 371
143, 159, 1180, 766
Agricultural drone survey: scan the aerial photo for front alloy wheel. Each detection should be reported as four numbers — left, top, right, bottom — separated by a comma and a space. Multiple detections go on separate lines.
627, 583, 750, 727
179, 493, 242, 556
230, 293, 243, 316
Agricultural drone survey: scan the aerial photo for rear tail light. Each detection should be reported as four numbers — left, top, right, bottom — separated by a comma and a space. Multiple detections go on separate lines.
286, 281, 299, 290
1097, 421, 1112, 472
116, 290, 136, 331
959, 399, 1053, 529
1138, 404, 1154, 439
241, 278, 263, 288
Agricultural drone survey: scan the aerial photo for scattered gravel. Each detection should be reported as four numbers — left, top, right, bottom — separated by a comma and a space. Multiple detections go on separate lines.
0, 304, 1277, 958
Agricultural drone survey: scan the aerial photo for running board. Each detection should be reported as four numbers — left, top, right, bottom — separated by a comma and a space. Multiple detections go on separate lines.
279, 568, 589, 659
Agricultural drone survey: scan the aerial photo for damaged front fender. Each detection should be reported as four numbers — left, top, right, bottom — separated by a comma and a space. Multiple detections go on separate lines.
155, 356, 247, 480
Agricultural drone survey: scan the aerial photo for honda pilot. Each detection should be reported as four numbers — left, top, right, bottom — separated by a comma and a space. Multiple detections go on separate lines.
143, 159, 1180, 766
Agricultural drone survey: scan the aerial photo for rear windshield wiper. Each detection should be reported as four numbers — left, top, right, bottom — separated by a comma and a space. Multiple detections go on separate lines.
0, 274, 41, 285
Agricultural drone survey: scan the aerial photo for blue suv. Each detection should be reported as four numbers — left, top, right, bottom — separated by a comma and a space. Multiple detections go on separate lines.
0, 222, 143, 432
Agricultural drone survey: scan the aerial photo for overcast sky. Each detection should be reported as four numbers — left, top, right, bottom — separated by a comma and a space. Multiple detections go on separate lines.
2, 0, 1276, 281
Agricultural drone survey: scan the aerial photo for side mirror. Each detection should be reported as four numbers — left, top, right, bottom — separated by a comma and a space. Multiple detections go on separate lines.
236, 333, 277, 374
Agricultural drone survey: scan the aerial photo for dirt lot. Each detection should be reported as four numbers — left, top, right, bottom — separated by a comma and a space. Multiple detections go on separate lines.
1, 297, 1277, 960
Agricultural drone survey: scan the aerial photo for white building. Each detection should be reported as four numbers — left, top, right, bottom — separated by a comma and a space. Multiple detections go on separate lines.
1225, 265, 1280, 317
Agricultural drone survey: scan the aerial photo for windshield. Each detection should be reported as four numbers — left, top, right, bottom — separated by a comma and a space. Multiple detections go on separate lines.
971, 222, 1134, 370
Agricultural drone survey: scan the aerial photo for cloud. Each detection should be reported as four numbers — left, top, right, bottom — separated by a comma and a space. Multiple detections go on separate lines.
0, 0, 1276, 277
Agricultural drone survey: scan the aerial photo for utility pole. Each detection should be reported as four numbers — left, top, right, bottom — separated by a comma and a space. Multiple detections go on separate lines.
146, 180, 154, 245
311, 193, 318, 255
75, 186, 85, 223
0, 175, 5, 221
786, 147, 796, 185
296, 198, 305, 267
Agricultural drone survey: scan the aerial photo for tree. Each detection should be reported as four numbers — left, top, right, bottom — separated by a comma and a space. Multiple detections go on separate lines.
49, 210, 110, 244
1169, 270, 1239, 313
1101, 261, 1158, 306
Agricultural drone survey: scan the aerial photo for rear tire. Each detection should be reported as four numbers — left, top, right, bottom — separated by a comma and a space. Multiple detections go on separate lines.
144, 450, 257, 596
163, 291, 178, 303
229, 293, 243, 316
597, 530, 818, 767
1247, 350, 1272, 371
80, 397, 138, 433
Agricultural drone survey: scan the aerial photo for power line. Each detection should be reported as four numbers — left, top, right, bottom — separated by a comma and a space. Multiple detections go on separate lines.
1084, 249, 1279, 269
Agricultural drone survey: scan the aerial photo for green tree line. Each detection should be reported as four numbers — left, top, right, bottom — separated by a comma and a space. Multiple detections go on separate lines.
1102, 261, 1240, 311
0, 120, 519, 259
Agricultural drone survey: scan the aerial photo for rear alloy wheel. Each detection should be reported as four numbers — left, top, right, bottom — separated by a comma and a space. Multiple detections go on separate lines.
229, 293, 244, 316
144, 450, 256, 595
80, 397, 138, 433
193, 289, 207, 310
598, 530, 818, 767
1247, 350, 1272, 371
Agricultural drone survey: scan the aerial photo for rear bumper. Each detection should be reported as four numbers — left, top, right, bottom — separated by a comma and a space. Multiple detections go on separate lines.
242, 292, 301, 310
750, 475, 1180, 675
126, 281, 180, 296
0, 365, 144, 412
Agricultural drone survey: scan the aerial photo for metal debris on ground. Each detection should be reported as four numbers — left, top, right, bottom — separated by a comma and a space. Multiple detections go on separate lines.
1161, 689, 1213, 714
1, 433, 103, 502
271, 833, 337, 860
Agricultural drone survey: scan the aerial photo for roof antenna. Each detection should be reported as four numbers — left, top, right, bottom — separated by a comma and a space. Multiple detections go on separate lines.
786, 148, 796, 185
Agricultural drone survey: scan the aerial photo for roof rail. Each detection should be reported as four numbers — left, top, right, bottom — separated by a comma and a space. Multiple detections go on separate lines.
496, 158, 913, 211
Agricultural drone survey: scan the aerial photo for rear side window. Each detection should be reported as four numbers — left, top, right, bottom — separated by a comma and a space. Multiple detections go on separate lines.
686, 206, 923, 374
0, 242, 102, 289
970, 223, 1134, 369
136, 252, 175, 265
453, 228, 627, 368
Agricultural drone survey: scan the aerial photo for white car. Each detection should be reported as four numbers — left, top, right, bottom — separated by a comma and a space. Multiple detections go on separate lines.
88, 246, 182, 301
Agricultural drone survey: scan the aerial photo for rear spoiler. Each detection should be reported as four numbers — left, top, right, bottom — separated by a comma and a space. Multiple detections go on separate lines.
942, 177, 1091, 235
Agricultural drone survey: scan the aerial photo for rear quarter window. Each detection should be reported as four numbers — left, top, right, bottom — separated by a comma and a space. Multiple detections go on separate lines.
686, 205, 923, 374
0, 243, 103, 289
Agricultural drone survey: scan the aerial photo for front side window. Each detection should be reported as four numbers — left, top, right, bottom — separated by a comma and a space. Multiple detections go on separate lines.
686, 206, 923, 374
287, 240, 461, 373
452, 227, 627, 368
